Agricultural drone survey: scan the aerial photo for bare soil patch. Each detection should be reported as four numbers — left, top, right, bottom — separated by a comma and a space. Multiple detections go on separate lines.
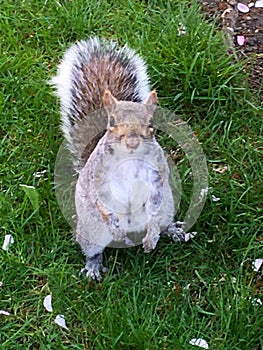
201, 0, 263, 99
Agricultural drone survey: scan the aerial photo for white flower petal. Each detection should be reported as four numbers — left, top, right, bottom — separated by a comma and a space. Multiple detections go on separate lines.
43, 295, 53, 312
189, 338, 209, 349
212, 165, 228, 173
2, 234, 14, 251
249, 297, 262, 306
255, 0, 263, 7
0, 310, 10, 316
236, 35, 246, 46
54, 314, 68, 330
237, 3, 250, 12
0, 281, 3, 287
212, 195, 220, 202
33, 169, 47, 178
252, 258, 263, 272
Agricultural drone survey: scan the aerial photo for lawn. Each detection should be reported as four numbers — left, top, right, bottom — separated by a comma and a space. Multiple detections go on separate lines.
1, 0, 262, 349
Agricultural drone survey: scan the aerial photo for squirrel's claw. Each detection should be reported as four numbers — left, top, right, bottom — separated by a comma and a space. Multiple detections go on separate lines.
81, 253, 106, 282
81, 266, 102, 282
162, 221, 197, 242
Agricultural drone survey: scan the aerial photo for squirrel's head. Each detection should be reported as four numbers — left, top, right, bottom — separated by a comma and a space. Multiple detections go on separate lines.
103, 90, 157, 151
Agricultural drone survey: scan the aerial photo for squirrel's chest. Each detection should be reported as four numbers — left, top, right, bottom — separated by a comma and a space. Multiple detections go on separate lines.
97, 157, 163, 230
98, 157, 161, 206
76, 137, 173, 233
80, 141, 168, 231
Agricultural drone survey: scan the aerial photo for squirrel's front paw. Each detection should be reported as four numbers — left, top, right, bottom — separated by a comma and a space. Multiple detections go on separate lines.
162, 221, 197, 242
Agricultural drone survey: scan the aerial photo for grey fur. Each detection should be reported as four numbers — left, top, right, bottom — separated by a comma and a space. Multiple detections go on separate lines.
51, 38, 189, 281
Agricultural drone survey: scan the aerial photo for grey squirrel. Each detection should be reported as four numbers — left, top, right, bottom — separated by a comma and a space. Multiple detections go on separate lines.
51, 37, 188, 281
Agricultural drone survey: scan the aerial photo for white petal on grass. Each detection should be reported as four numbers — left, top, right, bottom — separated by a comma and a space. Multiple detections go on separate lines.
54, 314, 68, 330
255, 0, 263, 6
237, 2, 250, 12
43, 295, 53, 312
189, 338, 209, 349
212, 165, 228, 173
0, 281, 3, 287
33, 169, 47, 178
0, 310, 10, 316
249, 297, 262, 306
178, 22, 186, 35
211, 195, 220, 202
252, 258, 263, 272
2, 234, 14, 251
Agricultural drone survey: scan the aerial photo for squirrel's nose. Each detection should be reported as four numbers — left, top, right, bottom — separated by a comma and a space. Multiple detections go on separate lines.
125, 132, 140, 149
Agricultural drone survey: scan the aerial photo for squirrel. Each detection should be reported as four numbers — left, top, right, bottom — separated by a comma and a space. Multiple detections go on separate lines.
51, 37, 188, 281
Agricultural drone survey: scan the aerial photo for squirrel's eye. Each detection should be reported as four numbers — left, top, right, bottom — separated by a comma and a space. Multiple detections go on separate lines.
148, 117, 154, 128
109, 116, 115, 127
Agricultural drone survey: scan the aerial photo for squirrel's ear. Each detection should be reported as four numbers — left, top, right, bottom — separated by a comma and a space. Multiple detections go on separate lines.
144, 90, 158, 114
103, 90, 118, 112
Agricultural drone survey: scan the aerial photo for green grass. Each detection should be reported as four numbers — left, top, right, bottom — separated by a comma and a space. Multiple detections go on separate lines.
1, 0, 262, 349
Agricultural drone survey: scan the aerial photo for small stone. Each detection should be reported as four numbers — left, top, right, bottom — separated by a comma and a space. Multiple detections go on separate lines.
255, 0, 263, 6
248, 1, 255, 6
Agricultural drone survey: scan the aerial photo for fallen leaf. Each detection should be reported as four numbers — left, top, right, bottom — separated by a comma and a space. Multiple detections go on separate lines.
237, 3, 250, 12
54, 314, 68, 330
252, 258, 263, 272
20, 184, 39, 211
43, 295, 53, 312
189, 338, 209, 349
2, 234, 14, 251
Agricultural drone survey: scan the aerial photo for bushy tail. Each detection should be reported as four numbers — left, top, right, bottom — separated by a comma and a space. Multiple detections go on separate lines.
51, 37, 151, 170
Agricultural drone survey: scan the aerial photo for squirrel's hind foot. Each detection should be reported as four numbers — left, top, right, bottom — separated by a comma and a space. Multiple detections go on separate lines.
81, 253, 107, 282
